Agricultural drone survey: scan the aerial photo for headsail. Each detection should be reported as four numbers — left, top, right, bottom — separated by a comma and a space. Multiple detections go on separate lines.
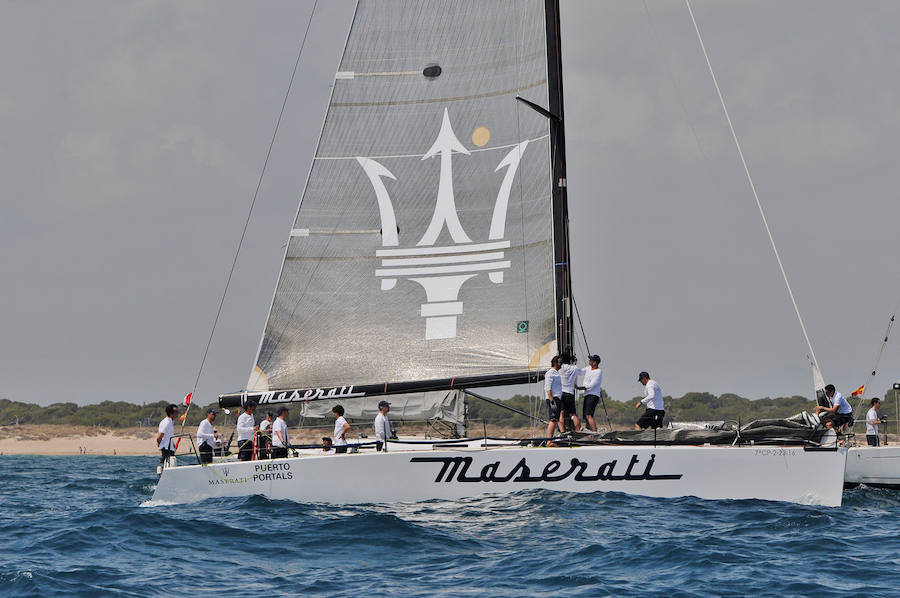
247, 0, 564, 393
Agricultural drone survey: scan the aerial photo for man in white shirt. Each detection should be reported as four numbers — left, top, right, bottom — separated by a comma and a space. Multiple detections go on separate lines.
635, 371, 665, 430
374, 400, 393, 452
235, 401, 258, 461
333, 405, 350, 454
155, 403, 178, 473
258, 410, 274, 459
576, 355, 603, 432
271, 406, 290, 459
196, 408, 219, 464
866, 397, 883, 446
559, 353, 581, 433
814, 384, 853, 431
544, 355, 563, 446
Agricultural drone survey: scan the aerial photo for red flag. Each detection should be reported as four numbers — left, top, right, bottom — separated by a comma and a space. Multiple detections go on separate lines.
184, 392, 193, 406
851, 385, 865, 397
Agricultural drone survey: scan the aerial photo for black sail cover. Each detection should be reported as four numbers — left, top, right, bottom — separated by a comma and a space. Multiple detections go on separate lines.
248, 0, 559, 395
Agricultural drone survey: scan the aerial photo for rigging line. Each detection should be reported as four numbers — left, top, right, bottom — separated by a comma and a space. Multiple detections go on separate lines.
640, 0, 709, 162
192, 0, 320, 396
854, 298, 900, 414
685, 0, 822, 379
252, 0, 358, 386
571, 294, 590, 356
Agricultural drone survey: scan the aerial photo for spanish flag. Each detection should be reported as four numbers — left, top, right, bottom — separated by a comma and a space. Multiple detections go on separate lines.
851, 384, 865, 397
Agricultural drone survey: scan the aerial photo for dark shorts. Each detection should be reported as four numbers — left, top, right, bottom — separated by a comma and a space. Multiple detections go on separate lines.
199, 441, 214, 464
237, 438, 254, 461
823, 412, 853, 429
867, 434, 880, 447
583, 394, 600, 419
271, 446, 288, 459
561, 392, 577, 416
637, 409, 665, 430
335, 445, 348, 454
546, 397, 562, 423
159, 447, 175, 464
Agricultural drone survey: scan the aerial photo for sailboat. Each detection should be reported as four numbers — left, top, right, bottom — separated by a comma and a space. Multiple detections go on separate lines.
151, 0, 846, 507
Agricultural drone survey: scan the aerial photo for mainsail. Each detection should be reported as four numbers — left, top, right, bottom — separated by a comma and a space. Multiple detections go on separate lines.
238, 0, 570, 403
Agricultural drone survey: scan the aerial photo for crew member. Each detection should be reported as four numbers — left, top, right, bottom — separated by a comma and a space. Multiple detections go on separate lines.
866, 397, 883, 446
576, 355, 603, 432
236, 401, 258, 461
271, 406, 289, 459
635, 371, 665, 430
333, 405, 350, 454
559, 353, 581, 433
320, 437, 334, 454
814, 384, 853, 431
197, 408, 219, 464
374, 400, 393, 452
544, 355, 563, 446
258, 411, 274, 459
156, 403, 178, 473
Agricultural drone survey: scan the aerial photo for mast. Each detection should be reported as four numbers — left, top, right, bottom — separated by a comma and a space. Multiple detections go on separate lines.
545, 0, 574, 358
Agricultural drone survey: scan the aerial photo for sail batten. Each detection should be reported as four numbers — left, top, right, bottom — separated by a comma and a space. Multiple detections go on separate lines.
249, 0, 561, 392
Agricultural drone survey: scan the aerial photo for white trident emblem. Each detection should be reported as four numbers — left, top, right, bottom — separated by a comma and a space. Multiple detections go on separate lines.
357, 108, 529, 340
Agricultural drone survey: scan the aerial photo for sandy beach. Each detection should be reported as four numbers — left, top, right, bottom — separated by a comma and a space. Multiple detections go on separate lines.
0, 425, 158, 456
0, 423, 544, 456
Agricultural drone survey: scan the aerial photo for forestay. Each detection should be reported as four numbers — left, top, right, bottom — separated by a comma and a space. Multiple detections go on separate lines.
248, 0, 559, 392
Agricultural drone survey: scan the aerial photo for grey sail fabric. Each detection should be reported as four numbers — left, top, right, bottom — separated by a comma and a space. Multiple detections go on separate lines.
249, 0, 557, 392
295, 391, 466, 438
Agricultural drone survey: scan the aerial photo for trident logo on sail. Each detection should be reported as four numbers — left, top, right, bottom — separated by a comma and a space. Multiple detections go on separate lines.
357, 108, 529, 340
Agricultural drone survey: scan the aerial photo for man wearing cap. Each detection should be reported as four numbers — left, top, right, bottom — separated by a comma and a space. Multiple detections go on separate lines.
197, 408, 219, 464
236, 401, 258, 461
544, 355, 563, 446
271, 406, 290, 459
374, 400, 394, 452
155, 403, 178, 473
559, 353, 581, 433
635, 372, 665, 430
576, 355, 603, 432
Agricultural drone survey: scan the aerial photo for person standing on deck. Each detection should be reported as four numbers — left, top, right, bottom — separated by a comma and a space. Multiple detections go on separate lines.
374, 400, 393, 452
635, 372, 665, 430
236, 401, 258, 461
271, 406, 290, 459
197, 409, 219, 464
155, 404, 178, 473
576, 355, 603, 432
544, 355, 563, 446
333, 405, 350, 454
866, 398, 883, 446
814, 384, 853, 431
559, 353, 581, 433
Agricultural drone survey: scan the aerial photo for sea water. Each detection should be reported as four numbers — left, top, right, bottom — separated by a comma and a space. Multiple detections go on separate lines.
1, 455, 899, 598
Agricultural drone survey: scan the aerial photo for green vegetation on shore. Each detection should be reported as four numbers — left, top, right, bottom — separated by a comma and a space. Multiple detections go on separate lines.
2, 390, 895, 429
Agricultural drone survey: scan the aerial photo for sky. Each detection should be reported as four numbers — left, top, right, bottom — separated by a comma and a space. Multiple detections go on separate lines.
3, 0, 900, 407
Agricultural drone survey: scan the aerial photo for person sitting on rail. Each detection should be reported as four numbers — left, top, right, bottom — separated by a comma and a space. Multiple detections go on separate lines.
814, 384, 853, 431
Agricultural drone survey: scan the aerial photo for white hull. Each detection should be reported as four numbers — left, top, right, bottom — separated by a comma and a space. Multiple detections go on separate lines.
845, 445, 900, 488
151, 444, 847, 507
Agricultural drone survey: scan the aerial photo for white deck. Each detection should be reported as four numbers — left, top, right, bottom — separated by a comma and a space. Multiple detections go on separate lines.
151, 442, 847, 507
